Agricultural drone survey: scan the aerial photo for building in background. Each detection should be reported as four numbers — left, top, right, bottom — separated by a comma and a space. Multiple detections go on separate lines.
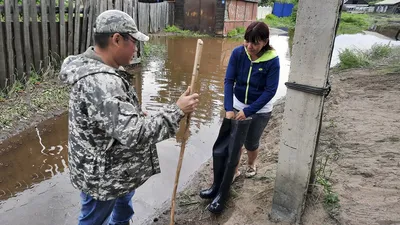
174, 0, 259, 36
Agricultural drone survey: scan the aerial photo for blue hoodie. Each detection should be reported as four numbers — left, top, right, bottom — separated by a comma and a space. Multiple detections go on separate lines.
224, 45, 280, 117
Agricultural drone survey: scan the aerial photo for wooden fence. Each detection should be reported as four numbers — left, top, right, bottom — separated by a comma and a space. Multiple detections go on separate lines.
138, 1, 174, 33
0, 0, 174, 90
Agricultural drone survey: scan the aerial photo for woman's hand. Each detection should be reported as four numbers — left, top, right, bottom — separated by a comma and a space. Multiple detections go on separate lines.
225, 111, 235, 119
235, 110, 246, 120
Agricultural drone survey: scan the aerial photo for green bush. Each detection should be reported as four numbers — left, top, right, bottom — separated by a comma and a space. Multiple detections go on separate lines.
227, 29, 238, 38
236, 26, 246, 34
338, 49, 370, 69
227, 27, 245, 38
165, 25, 182, 33
370, 44, 392, 59
337, 44, 396, 70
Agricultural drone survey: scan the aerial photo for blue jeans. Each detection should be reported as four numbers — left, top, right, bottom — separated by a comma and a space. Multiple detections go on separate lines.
78, 191, 135, 225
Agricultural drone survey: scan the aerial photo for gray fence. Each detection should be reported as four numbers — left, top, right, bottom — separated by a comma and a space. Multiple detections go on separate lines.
0, 0, 174, 90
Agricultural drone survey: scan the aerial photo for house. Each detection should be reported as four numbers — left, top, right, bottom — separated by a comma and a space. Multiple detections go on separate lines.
343, 0, 375, 13
375, 0, 400, 13
344, 0, 369, 4
174, 0, 258, 36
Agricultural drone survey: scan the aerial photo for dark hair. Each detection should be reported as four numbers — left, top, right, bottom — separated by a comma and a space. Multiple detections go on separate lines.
244, 21, 273, 56
94, 33, 130, 49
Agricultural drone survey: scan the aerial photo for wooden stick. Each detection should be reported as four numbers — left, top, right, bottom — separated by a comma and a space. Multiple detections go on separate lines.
170, 39, 204, 225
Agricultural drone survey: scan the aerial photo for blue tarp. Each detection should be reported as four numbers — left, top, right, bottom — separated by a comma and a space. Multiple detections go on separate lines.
272, 3, 294, 17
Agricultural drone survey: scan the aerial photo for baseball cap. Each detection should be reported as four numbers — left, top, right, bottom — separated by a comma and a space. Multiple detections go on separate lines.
94, 10, 149, 42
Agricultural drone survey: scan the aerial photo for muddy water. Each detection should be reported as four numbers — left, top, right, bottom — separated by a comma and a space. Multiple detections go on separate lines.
0, 36, 290, 225
0, 114, 69, 201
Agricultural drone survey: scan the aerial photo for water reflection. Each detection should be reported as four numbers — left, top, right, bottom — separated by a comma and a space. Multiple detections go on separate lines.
0, 115, 69, 201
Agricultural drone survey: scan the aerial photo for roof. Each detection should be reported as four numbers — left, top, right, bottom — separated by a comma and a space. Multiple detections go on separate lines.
375, 0, 400, 5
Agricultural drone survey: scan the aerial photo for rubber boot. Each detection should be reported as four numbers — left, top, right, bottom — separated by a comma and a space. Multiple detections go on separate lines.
199, 118, 231, 199
199, 156, 225, 199
208, 118, 251, 214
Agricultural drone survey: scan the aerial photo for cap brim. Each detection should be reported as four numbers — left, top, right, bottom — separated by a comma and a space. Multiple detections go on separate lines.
130, 31, 149, 42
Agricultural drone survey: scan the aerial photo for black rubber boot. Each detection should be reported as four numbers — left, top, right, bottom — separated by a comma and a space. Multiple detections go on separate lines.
199, 118, 231, 199
199, 156, 225, 199
207, 118, 251, 214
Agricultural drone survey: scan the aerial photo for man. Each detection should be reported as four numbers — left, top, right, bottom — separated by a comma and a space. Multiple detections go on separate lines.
59, 10, 199, 225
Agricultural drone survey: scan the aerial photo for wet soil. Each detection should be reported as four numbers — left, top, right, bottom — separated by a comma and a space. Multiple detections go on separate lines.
152, 68, 400, 225
0, 79, 69, 144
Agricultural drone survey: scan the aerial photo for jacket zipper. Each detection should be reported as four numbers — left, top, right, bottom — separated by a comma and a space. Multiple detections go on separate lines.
245, 62, 253, 104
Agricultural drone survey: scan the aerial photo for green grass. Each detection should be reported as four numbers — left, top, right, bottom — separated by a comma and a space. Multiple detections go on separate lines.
369, 13, 400, 27
227, 26, 246, 38
164, 25, 208, 37
0, 58, 69, 128
142, 42, 166, 59
314, 153, 340, 218
317, 176, 340, 214
337, 44, 396, 70
338, 49, 371, 69
264, 14, 295, 29
337, 13, 370, 35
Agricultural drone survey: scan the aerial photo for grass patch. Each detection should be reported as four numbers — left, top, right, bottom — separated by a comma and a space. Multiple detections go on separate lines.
338, 49, 371, 69
164, 25, 207, 37
264, 14, 295, 29
337, 44, 397, 70
337, 13, 370, 35
142, 42, 167, 60
227, 26, 246, 38
314, 154, 340, 218
369, 13, 400, 27
0, 57, 69, 129
317, 176, 340, 215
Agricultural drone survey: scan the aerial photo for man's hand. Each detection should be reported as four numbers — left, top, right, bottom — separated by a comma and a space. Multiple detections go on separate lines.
225, 111, 235, 119
235, 110, 246, 120
176, 87, 199, 114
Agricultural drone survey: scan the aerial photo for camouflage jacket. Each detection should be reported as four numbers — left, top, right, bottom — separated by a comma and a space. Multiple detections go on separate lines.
59, 47, 185, 201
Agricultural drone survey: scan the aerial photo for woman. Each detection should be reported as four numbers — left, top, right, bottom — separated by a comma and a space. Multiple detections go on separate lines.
224, 21, 280, 179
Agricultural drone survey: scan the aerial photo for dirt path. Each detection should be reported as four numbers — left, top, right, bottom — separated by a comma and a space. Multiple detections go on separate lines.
152, 68, 400, 225
321, 69, 400, 225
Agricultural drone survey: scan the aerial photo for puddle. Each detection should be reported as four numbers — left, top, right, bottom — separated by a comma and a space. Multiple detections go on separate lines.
0, 114, 69, 201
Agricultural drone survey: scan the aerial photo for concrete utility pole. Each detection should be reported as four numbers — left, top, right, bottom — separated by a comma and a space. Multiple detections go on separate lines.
269, 0, 342, 223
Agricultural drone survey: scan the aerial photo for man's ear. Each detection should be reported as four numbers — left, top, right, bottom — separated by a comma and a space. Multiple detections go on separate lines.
111, 33, 121, 46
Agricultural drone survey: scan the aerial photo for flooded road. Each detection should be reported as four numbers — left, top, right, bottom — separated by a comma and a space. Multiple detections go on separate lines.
0, 36, 290, 225
1, 31, 397, 224
1, 29, 399, 224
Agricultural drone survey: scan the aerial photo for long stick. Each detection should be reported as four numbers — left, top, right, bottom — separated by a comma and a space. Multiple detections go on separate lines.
170, 39, 204, 225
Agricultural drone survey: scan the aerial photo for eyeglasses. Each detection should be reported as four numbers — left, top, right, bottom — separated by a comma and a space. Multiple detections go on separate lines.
110, 33, 137, 44
126, 35, 137, 45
